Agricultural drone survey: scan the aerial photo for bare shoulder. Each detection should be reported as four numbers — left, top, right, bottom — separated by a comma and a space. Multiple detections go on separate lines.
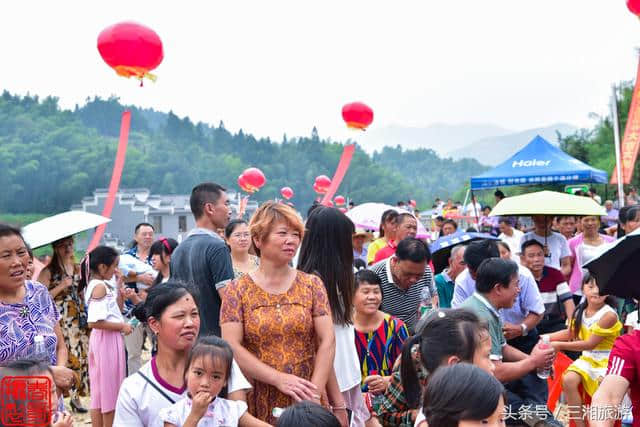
597, 310, 619, 329
90, 282, 107, 299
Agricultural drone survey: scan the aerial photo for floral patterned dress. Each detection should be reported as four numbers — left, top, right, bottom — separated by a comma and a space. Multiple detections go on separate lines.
220, 271, 330, 424
0, 281, 60, 365
47, 269, 89, 398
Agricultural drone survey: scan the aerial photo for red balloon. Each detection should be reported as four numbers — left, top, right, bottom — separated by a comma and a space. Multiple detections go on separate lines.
334, 195, 345, 206
98, 22, 163, 82
409, 199, 417, 207
280, 186, 294, 200
314, 175, 332, 194
628, 0, 640, 15
237, 174, 254, 193
342, 102, 374, 131
242, 168, 266, 190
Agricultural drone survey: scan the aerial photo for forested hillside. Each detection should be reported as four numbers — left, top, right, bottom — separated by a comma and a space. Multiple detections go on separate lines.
0, 91, 488, 213
560, 82, 637, 188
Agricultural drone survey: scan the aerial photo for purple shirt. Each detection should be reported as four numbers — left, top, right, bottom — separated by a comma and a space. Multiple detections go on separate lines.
0, 281, 60, 365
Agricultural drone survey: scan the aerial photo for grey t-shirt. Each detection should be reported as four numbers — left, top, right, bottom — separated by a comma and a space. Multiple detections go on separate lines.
170, 228, 234, 336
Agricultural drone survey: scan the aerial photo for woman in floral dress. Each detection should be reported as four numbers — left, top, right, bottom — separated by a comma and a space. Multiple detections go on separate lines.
221, 201, 336, 424
38, 236, 89, 413
0, 224, 75, 403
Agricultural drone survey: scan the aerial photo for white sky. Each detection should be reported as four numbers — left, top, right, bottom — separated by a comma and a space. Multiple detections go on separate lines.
3, 1, 640, 142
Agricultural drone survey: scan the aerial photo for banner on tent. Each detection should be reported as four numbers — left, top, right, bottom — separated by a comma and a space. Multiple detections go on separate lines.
612, 58, 640, 185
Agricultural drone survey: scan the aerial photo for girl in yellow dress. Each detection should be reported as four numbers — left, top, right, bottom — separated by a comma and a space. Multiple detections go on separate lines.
544, 272, 622, 427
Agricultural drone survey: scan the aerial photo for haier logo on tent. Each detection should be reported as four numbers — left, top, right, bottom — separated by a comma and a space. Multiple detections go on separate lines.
512, 159, 551, 168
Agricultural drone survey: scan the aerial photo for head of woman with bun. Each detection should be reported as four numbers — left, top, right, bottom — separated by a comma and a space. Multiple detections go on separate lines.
134, 281, 200, 353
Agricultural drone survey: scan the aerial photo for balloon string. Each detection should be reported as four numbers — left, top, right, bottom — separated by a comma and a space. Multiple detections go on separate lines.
87, 111, 131, 251
321, 144, 355, 205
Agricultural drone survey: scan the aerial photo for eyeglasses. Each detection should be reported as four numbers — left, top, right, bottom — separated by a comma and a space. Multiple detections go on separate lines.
231, 232, 250, 239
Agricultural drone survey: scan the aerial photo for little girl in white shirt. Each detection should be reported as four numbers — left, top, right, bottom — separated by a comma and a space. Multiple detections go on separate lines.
83, 246, 134, 427
159, 336, 269, 427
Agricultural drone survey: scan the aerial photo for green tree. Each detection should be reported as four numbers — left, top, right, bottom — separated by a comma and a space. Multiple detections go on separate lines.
0, 91, 492, 214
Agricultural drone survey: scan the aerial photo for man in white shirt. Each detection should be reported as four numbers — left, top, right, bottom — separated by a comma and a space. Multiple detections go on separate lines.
520, 215, 572, 277
498, 218, 524, 262
464, 195, 483, 218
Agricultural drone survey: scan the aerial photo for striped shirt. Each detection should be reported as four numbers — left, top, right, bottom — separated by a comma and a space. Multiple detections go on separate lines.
534, 266, 572, 334
369, 257, 435, 333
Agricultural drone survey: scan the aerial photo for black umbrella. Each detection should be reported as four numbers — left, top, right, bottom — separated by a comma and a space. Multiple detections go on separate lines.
429, 231, 499, 275
584, 228, 640, 299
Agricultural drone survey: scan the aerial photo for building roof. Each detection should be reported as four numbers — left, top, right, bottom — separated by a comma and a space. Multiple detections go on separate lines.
78, 188, 255, 217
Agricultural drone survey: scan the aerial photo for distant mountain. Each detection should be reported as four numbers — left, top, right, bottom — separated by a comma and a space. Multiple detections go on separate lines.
448, 123, 578, 166
364, 123, 513, 154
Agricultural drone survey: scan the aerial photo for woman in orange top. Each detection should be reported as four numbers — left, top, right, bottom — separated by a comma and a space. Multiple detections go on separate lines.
220, 202, 336, 424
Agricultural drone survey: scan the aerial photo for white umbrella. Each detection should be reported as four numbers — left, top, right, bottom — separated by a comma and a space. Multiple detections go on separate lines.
489, 190, 606, 217
22, 211, 111, 249
345, 202, 429, 239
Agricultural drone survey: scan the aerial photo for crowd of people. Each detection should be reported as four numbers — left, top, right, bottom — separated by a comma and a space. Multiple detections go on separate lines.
0, 182, 639, 427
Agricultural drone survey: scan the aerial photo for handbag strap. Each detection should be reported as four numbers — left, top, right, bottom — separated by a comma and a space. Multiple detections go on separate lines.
137, 371, 176, 404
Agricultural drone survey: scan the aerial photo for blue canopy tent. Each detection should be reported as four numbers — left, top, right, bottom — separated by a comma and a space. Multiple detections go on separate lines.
470, 135, 608, 190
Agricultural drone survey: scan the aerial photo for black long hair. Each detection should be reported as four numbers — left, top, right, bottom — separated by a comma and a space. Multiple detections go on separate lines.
297, 206, 354, 325
78, 245, 119, 295
48, 237, 77, 281
423, 363, 505, 427
149, 237, 178, 285
571, 271, 618, 340
400, 308, 489, 409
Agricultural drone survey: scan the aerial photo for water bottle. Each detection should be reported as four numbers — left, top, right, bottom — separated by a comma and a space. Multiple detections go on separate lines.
536, 335, 552, 379
32, 335, 49, 362
419, 287, 433, 318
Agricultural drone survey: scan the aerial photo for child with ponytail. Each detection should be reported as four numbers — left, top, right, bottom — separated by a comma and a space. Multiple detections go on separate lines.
81, 246, 133, 427
377, 308, 494, 426
544, 271, 622, 427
